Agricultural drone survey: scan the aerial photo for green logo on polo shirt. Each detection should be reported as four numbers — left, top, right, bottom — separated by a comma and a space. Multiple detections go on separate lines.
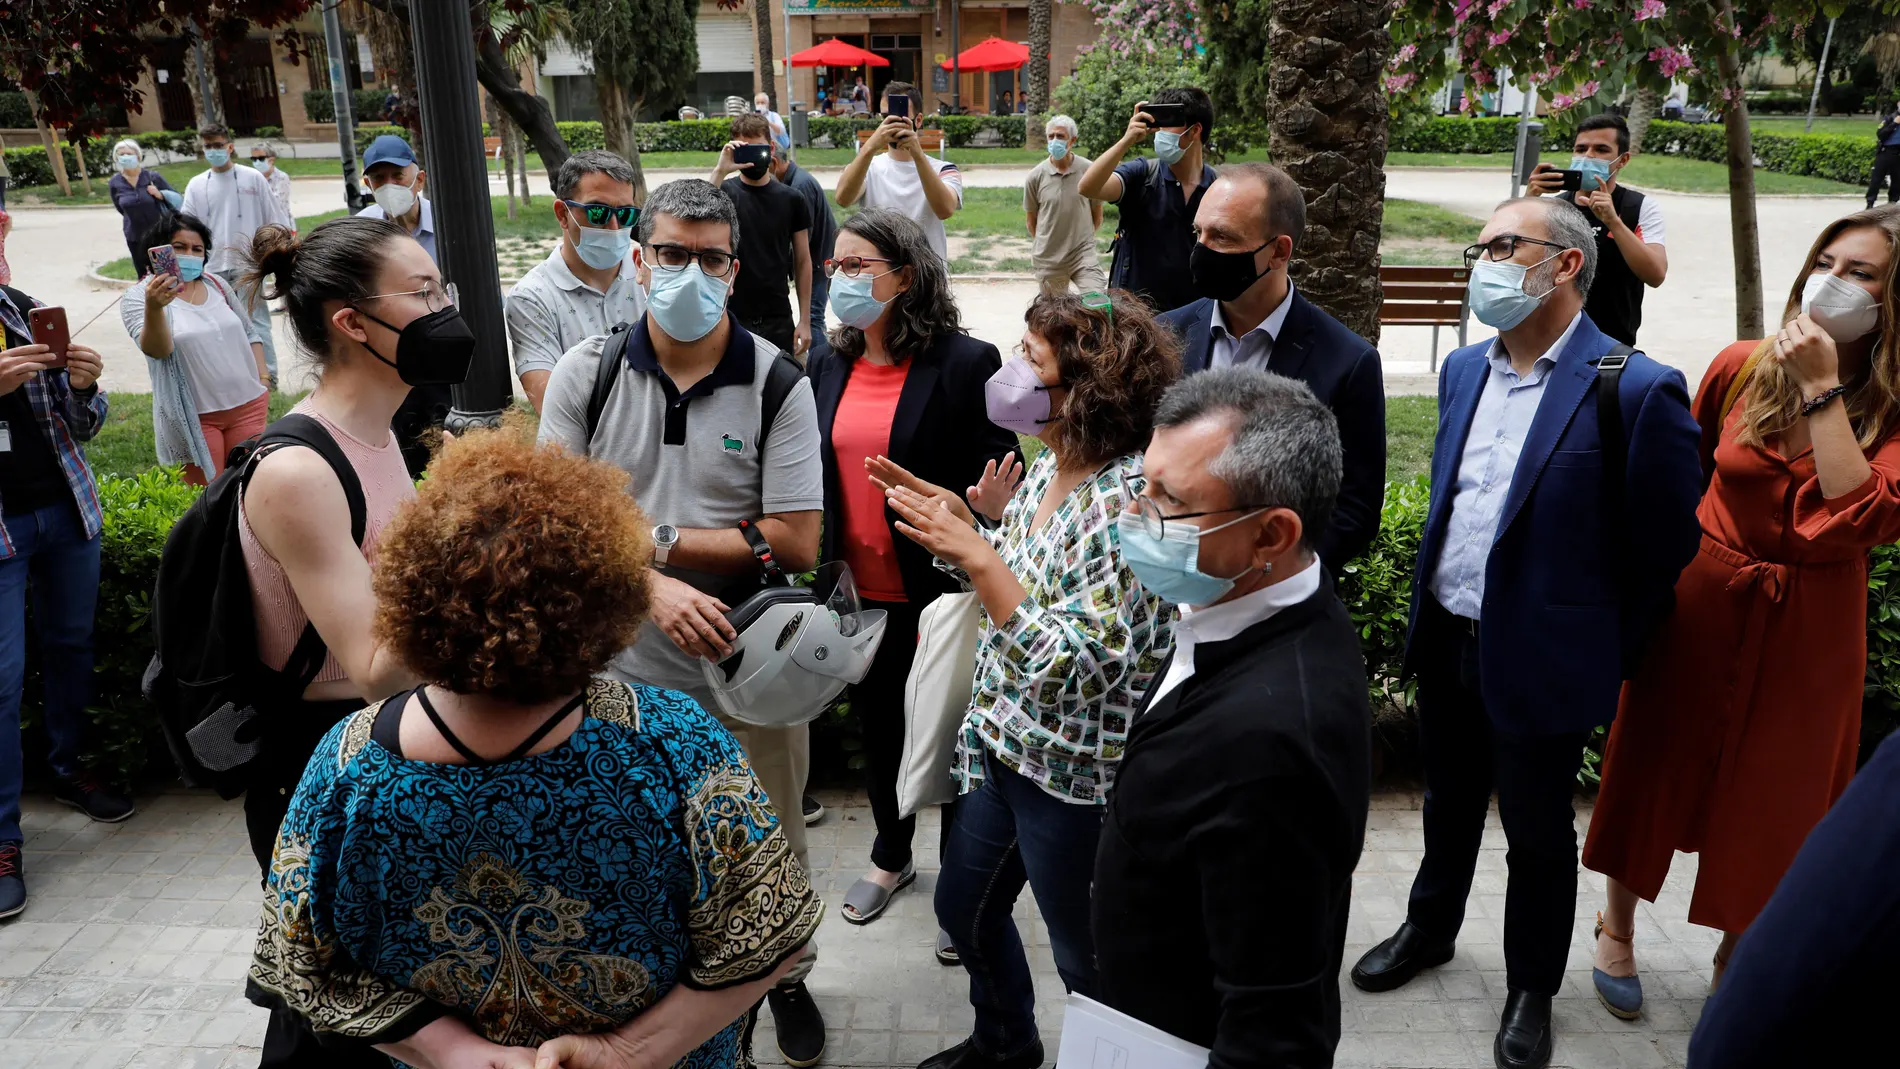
721, 433, 745, 454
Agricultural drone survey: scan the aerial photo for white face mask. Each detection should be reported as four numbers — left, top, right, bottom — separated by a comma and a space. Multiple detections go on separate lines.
1802, 272, 1882, 343
372, 179, 417, 218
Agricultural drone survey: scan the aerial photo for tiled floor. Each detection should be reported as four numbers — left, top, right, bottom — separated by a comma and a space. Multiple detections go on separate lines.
0, 786, 1718, 1068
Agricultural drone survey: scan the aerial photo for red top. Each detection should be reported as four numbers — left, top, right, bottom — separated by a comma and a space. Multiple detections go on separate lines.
832, 358, 911, 602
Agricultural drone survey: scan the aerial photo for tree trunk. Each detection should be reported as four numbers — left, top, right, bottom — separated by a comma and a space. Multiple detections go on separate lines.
1266, 0, 1390, 343
752, 0, 776, 107
22, 90, 70, 197
187, 25, 226, 128
1027, 0, 1052, 145
475, 30, 570, 181
593, 50, 649, 203
515, 122, 532, 205
1712, 9, 1763, 340
1627, 86, 1660, 154
71, 139, 93, 195
364, 2, 419, 133
491, 96, 515, 221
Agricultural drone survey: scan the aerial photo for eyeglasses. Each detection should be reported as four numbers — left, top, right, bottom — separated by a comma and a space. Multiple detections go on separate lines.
562, 200, 640, 229
1081, 290, 1114, 325
1118, 468, 1269, 540
359, 280, 459, 313
824, 256, 895, 279
644, 242, 736, 277
1462, 235, 1567, 269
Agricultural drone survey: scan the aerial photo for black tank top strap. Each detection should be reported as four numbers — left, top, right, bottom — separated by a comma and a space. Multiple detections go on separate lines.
415, 686, 588, 766
497, 691, 588, 764
371, 690, 411, 757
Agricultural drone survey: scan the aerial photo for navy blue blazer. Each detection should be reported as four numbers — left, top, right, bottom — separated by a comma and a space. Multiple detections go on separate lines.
1403, 313, 1702, 735
1159, 292, 1386, 570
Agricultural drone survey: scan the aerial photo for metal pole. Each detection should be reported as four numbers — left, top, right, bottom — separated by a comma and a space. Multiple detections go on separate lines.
951, 0, 960, 114
1805, 16, 1836, 134
409, 0, 509, 430
782, 0, 794, 108
322, 0, 366, 212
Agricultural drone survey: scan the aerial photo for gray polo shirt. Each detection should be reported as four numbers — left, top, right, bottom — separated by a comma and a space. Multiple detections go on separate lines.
505, 244, 648, 379
536, 315, 824, 692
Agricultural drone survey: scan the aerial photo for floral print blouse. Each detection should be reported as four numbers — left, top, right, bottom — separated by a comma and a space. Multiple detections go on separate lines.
938, 450, 1177, 805
247, 679, 822, 1064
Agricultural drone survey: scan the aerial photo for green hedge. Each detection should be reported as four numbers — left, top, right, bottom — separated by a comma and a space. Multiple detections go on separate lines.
303, 87, 400, 125
0, 91, 34, 129
1644, 119, 1877, 187
2, 138, 115, 187
1388, 114, 1581, 155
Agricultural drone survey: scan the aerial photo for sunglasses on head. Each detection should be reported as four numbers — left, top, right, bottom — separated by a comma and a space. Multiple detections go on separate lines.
562, 200, 640, 228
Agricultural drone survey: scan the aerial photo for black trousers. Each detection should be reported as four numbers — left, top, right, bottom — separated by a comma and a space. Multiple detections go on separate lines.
1404, 599, 1591, 997
246, 696, 390, 1069
856, 597, 955, 873
1869, 147, 1900, 209
740, 310, 796, 356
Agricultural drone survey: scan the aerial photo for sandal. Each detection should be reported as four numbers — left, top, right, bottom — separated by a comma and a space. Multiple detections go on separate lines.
935, 927, 960, 967
1591, 911, 1643, 1020
839, 863, 915, 925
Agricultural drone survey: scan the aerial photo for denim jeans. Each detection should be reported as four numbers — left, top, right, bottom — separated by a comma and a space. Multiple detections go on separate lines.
0, 504, 101, 844
809, 273, 829, 338
935, 747, 1104, 1057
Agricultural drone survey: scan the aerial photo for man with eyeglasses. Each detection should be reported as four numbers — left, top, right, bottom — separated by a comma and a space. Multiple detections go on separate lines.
534, 179, 830, 1068
506, 149, 647, 414
1351, 197, 1701, 1069
352, 133, 449, 475
710, 114, 813, 358
1091, 367, 1370, 1065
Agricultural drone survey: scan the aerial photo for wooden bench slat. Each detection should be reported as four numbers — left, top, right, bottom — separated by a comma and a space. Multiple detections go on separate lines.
1379, 303, 1467, 325
1380, 265, 1469, 281
1382, 283, 1467, 301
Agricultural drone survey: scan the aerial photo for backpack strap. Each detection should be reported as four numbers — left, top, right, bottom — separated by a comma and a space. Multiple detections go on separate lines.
586, 323, 635, 446
1592, 343, 1635, 597
759, 349, 804, 450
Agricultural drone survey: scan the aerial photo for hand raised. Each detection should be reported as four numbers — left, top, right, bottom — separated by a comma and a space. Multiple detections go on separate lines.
865, 455, 974, 527
1775, 313, 1841, 396
887, 484, 991, 569
965, 455, 1024, 523
0, 344, 51, 396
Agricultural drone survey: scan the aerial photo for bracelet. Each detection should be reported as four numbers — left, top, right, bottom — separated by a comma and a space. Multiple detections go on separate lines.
1801, 384, 1849, 418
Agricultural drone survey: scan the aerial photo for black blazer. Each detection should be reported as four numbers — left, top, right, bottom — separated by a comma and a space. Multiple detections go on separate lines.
808, 331, 1020, 600
1092, 570, 1372, 1065
1159, 292, 1387, 570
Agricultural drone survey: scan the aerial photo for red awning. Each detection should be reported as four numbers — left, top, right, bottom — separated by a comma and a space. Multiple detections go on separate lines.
788, 38, 891, 68
940, 37, 1030, 72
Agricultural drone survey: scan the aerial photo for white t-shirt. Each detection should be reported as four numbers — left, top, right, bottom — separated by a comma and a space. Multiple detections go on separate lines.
860, 152, 964, 263
179, 165, 293, 274
122, 276, 266, 415
1632, 194, 1666, 246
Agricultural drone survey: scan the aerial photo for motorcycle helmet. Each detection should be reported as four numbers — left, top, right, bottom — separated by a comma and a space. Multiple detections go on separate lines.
700, 560, 888, 727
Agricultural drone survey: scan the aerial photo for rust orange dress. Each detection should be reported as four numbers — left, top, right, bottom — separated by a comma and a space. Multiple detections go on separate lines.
1583, 340, 1900, 933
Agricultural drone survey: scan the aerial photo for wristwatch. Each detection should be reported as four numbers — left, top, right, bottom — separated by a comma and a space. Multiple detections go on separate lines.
652, 524, 679, 567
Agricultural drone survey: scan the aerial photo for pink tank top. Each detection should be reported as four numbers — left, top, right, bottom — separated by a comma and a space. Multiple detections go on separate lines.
238, 400, 416, 683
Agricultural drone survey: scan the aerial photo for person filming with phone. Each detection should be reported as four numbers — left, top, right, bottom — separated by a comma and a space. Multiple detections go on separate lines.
836, 80, 963, 266
1079, 87, 1217, 314
1869, 101, 1900, 210
710, 114, 814, 357
1526, 114, 1667, 347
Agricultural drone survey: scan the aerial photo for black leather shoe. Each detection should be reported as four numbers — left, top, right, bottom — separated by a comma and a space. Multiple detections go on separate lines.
1351, 921, 1455, 992
766, 981, 826, 1067
1494, 989, 1553, 1069
918, 1036, 1046, 1069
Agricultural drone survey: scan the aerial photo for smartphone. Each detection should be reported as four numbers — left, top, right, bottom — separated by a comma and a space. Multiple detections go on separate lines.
1142, 102, 1189, 128
1556, 168, 1584, 192
29, 306, 69, 369
887, 94, 911, 119
733, 143, 772, 170
148, 245, 180, 279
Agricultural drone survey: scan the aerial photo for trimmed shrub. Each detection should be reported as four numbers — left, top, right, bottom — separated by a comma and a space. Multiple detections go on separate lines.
2, 138, 115, 187
1644, 119, 1877, 186
1052, 47, 1207, 158
302, 87, 395, 125
0, 91, 34, 129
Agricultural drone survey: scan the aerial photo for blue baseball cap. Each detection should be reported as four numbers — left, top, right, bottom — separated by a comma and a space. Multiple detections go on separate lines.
362, 134, 418, 170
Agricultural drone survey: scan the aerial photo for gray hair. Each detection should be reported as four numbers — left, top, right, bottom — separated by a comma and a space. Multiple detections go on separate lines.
1504, 196, 1598, 299
553, 149, 638, 202
111, 138, 140, 159
1152, 368, 1342, 552
636, 178, 740, 250
1045, 114, 1078, 139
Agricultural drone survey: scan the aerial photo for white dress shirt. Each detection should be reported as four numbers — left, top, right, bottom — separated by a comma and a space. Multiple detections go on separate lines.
1429, 312, 1582, 619
1149, 556, 1324, 704
1209, 283, 1296, 370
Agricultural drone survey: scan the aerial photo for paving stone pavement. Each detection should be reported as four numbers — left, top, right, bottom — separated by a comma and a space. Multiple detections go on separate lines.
0, 785, 1718, 1068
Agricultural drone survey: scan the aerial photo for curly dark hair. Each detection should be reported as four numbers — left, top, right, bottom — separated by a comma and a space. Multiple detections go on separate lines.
1025, 290, 1182, 466
826, 207, 964, 361
372, 426, 653, 704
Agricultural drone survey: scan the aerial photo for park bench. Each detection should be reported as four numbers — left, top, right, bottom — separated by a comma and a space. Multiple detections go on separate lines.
1380, 265, 1470, 371
482, 135, 504, 174
856, 127, 946, 153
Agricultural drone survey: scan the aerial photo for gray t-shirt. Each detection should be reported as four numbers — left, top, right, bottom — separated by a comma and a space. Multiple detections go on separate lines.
536, 315, 824, 691
505, 244, 648, 379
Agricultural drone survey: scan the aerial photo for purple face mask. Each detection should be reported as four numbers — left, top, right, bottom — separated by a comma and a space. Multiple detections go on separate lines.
985, 355, 1064, 435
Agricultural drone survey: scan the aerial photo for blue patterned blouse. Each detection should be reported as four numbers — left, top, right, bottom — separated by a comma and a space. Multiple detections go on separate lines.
247, 678, 823, 1065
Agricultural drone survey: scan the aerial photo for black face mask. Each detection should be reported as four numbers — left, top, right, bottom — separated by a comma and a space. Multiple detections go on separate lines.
357, 305, 476, 387
1190, 240, 1275, 303
735, 144, 772, 180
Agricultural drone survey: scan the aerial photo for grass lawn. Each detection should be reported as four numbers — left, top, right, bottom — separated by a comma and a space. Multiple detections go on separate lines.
1750, 114, 1884, 138
1388, 149, 1863, 196
1384, 395, 1437, 483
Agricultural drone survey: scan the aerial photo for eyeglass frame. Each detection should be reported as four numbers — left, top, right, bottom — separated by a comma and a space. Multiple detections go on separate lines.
823, 255, 897, 279
1118, 468, 1272, 540
1461, 234, 1568, 270
357, 280, 460, 314
642, 241, 738, 278
560, 200, 640, 229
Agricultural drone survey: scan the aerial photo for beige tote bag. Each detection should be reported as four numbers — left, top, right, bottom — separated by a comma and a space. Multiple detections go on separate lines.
897, 591, 983, 818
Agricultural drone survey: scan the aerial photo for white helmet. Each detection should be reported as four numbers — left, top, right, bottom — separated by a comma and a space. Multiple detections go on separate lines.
700, 561, 888, 727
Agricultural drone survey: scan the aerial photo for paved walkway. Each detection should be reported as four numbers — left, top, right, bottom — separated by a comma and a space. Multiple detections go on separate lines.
1, 782, 1719, 1068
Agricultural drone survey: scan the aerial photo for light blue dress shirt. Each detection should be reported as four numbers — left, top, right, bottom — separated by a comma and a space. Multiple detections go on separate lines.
356, 196, 438, 263
1429, 313, 1582, 619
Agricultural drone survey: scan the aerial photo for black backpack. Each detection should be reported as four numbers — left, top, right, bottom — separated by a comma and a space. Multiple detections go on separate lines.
584, 322, 805, 449
142, 415, 367, 798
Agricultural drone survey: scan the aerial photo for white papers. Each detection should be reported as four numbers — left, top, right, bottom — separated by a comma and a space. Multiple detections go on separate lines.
1056, 993, 1211, 1069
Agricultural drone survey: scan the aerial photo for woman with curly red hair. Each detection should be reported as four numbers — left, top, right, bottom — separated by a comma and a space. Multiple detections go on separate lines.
247, 429, 822, 1069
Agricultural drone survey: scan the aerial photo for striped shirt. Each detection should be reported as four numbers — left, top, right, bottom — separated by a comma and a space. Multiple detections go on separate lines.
0, 289, 108, 558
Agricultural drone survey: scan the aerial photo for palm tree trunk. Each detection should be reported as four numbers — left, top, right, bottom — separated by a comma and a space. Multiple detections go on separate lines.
1027, 0, 1052, 146
1627, 86, 1660, 154
1713, 0, 1763, 340
1266, 0, 1390, 342
752, 0, 777, 108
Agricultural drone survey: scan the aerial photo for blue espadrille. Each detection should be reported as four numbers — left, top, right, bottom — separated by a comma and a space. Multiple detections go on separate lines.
1592, 912, 1643, 1020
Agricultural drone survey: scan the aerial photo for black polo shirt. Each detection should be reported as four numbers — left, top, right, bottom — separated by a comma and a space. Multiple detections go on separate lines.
1110, 158, 1216, 313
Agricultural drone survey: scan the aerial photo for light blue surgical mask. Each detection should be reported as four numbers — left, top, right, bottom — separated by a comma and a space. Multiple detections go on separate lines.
204, 147, 230, 167
573, 223, 632, 271
116, 153, 140, 171
646, 262, 729, 343
1116, 509, 1265, 607
252, 158, 273, 174
1571, 156, 1613, 192
830, 272, 893, 329
176, 255, 205, 282
1467, 253, 1559, 331
1047, 138, 1069, 161
1154, 130, 1186, 166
